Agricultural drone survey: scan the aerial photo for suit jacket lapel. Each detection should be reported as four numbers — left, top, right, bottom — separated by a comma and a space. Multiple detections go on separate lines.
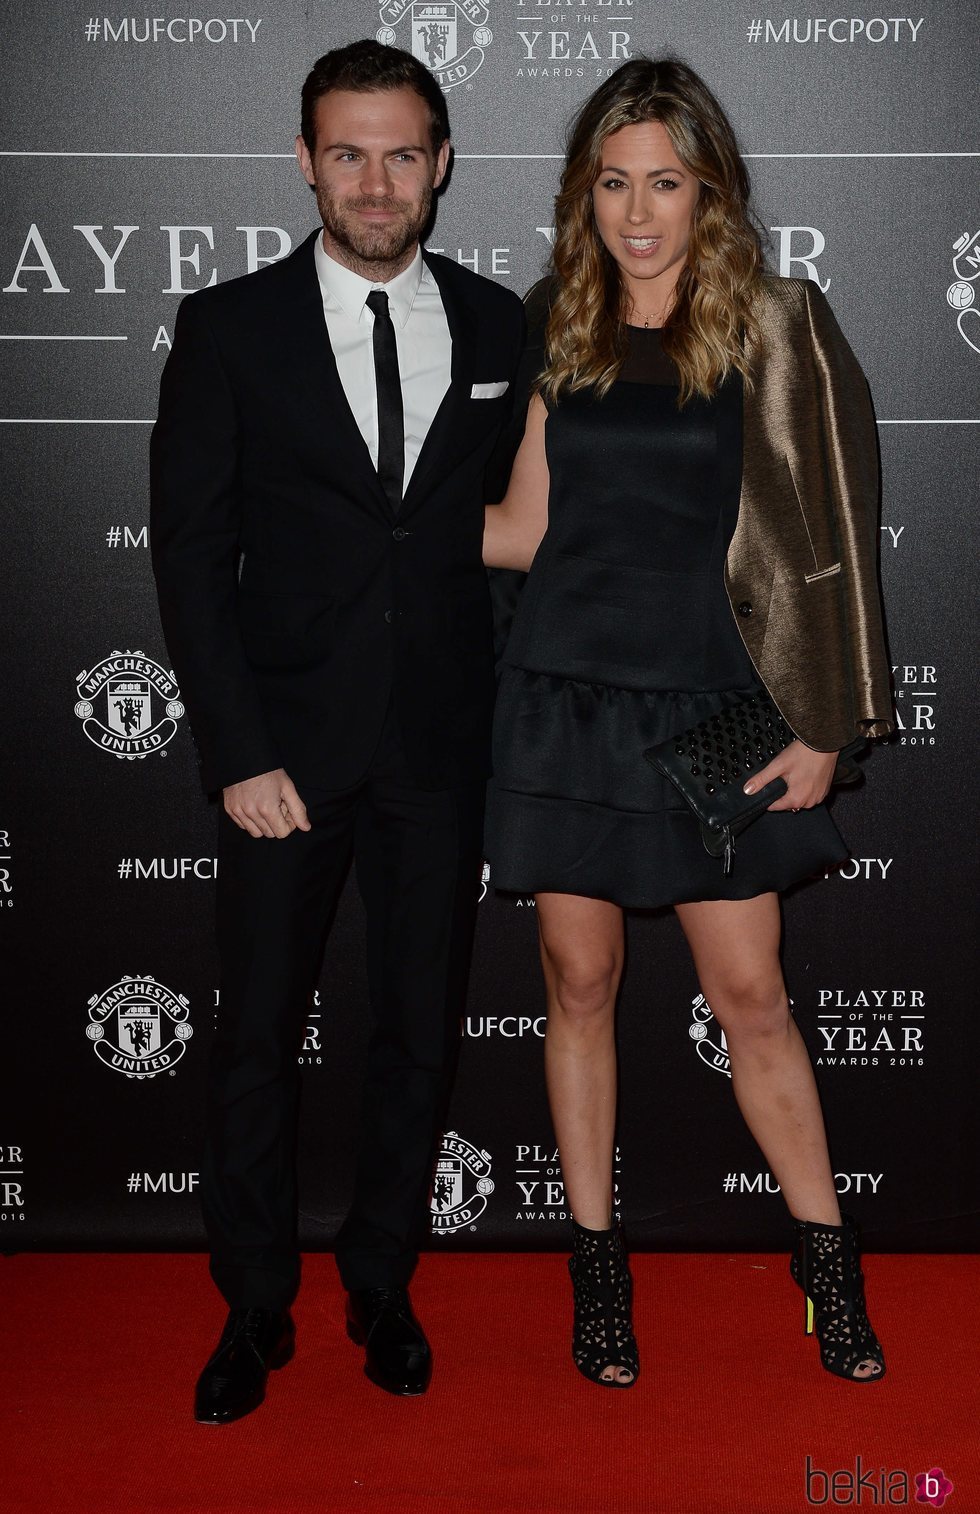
399, 252, 478, 518
278, 229, 395, 522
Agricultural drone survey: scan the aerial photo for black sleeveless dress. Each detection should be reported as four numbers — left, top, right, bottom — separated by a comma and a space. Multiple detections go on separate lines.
486, 326, 848, 908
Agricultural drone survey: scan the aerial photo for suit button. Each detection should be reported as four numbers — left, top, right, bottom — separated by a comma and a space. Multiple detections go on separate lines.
392, 527, 407, 541
384, 609, 393, 624
738, 601, 753, 617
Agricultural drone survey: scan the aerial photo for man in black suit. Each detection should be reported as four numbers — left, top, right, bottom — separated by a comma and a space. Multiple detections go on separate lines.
150, 40, 524, 1423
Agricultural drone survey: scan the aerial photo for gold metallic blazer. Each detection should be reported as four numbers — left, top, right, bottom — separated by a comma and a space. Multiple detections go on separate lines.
728, 275, 893, 751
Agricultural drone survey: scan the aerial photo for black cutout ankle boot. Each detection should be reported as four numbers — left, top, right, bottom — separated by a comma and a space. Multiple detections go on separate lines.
790, 1213, 886, 1382
567, 1219, 639, 1388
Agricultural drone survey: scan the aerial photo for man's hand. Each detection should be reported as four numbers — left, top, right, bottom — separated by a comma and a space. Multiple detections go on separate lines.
223, 768, 312, 838
742, 740, 839, 813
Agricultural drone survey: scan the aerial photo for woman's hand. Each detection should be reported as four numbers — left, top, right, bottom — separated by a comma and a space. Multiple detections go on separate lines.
743, 740, 839, 812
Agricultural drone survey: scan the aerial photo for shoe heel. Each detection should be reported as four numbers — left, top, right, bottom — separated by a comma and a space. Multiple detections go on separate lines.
797, 1226, 814, 1336
270, 1336, 295, 1370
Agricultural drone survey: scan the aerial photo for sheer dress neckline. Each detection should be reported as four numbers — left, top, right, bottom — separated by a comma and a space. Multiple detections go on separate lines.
617, 324, 677, 387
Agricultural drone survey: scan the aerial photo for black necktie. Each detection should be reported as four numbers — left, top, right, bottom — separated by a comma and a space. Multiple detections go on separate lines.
366, 289, 404, 512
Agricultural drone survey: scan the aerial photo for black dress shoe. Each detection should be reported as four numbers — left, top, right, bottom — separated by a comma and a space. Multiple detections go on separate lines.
346, 1287, 432, 1396
194, 1307, 295, 1424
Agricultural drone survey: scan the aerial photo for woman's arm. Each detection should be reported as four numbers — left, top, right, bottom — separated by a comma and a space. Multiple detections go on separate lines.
803, 281, 893, 739
483, 394, 550, 572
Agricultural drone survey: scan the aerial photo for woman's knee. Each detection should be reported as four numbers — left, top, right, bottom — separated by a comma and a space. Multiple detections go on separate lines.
707, 974, 790, 1041
542, 946, 622, 1026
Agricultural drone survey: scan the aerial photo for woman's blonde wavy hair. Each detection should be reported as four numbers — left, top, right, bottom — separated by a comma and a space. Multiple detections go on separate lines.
539, 58, 765, 407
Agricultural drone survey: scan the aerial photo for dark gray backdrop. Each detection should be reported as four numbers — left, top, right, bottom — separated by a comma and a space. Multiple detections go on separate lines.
2, 1, 978, 1254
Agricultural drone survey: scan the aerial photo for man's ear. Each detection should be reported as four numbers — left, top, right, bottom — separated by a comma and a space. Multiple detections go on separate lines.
295, 134, 315, 189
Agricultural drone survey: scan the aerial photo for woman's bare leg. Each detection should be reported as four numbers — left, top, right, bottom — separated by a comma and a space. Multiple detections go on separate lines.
536, 891, 630, 1383
674, 892, 880, 1378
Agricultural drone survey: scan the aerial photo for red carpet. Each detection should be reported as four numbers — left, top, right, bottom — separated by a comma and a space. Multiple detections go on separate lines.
2, 1253, 976, 1513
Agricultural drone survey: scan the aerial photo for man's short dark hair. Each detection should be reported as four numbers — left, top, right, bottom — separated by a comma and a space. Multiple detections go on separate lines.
301, 39, 451, 155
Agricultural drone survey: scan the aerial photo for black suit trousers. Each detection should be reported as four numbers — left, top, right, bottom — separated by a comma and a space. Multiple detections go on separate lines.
204, 703, 485, 1308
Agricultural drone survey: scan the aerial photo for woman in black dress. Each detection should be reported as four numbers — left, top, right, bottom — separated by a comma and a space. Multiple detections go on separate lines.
484, 60, 893, 1388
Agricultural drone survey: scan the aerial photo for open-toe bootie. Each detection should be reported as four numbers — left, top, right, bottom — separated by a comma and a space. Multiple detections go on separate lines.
791, 1213, 886, 1382
568, 1219, 639, 1387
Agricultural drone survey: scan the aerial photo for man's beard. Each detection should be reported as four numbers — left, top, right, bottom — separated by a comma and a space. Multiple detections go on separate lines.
315, 181, 433, 276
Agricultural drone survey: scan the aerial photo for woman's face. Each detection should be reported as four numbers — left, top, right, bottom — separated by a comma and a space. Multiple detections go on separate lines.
591, 120, 700, 315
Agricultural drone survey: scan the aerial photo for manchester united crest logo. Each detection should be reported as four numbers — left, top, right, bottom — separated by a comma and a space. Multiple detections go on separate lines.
377, 0, 493, 89
431, 1130, 494, 1232
689, 993, 731, 1078
74, 650, 184, 760
86, 975, 193, 1079
947, 230, 980, 354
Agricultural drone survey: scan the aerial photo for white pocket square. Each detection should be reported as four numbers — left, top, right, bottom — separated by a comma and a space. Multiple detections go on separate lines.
470, 381, 509, 399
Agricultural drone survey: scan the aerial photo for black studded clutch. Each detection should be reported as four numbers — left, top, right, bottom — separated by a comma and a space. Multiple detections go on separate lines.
643, 691, 795, 874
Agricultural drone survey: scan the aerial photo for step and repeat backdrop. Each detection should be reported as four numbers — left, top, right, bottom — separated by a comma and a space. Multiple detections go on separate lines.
2, 2, 978, 1255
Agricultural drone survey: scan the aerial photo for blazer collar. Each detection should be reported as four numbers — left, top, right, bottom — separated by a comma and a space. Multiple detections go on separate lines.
282, 228, 393, 519
398, 250, 479, 517
279, 231, 478, 521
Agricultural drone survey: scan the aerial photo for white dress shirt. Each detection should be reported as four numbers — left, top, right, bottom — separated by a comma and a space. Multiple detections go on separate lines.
313, 235, 453, 494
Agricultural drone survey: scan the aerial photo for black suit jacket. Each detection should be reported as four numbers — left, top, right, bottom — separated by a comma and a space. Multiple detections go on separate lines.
150, 228, 526, 793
